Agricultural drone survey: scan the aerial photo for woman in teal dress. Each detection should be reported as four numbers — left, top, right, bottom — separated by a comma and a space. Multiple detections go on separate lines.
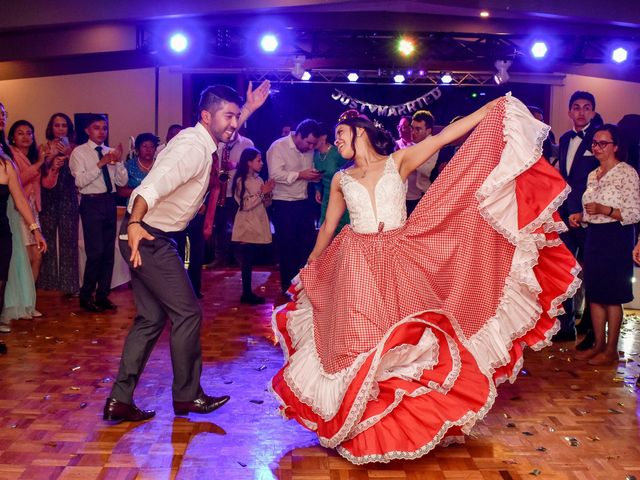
0, 129, 47, 336
314, 125, 350, 233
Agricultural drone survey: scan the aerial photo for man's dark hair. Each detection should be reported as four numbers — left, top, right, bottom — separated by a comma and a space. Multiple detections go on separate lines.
412, 110, 435, 129
569, 91, 596, 110
198, 85, 243, 116
295, 119, 320, 139
85, 113, 108, 128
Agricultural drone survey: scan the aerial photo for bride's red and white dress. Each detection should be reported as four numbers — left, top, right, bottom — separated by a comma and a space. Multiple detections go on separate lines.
270, 95, 580, 464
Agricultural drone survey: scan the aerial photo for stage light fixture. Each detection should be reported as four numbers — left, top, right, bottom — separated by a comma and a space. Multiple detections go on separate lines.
418, 69, 425, 76
291, 55, 306, 79
393, 74, 406, 83
301, 71, 311, 81
398, 38, 416, 57
531, 41, 548, 59
347, 72, 359, 82
440, 72, 453, 84
168, 32, 189, 53
612, 47, 628, 63
260, 34, 278, 53
480, 10, 490, 18
493, 60, 511, 85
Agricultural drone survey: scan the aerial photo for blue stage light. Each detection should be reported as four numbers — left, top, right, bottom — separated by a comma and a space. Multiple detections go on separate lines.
531, 41, 548, 59
260, 34, 278, 53
393, 74, 405, 84
347, 72, 359, 82
169, 33, 189, 53
612, 47, 628, 63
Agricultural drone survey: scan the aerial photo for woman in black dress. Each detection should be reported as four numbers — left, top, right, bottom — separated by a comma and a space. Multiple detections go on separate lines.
38, 113, 79, 295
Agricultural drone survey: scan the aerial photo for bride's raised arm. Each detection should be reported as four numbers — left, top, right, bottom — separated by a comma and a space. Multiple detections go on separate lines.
395, 97, 501, 179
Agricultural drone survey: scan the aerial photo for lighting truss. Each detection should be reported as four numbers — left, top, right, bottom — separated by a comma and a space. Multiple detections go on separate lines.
176, 67, 564, 86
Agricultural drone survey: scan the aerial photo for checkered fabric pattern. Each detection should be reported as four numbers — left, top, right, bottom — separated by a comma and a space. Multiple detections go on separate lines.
301, 101, 526, 374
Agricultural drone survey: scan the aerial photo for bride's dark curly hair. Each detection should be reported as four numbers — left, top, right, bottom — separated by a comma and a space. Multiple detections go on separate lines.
337, 110, 395, 159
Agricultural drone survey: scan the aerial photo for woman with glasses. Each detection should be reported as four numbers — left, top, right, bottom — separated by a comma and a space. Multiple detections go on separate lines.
570, 124, 640, 365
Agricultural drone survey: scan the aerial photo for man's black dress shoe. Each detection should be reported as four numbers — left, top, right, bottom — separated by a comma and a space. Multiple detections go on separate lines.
103, 398, 155, 422
95, 298, 117, 311
575, 329, 595, 351
80, 298, 103, 313
173, 393, 230, 415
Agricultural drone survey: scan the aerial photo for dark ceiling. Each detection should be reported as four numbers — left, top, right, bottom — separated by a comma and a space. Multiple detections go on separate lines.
1, 0, 638, 82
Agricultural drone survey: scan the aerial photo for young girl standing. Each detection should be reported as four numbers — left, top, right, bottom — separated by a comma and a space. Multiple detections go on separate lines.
231, 147, 274, 304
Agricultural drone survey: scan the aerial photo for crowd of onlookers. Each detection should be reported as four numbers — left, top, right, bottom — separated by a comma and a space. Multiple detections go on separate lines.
1, 89, 640, 364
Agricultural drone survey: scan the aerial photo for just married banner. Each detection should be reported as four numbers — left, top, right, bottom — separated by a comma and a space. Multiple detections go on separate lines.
331, 87, 442, 117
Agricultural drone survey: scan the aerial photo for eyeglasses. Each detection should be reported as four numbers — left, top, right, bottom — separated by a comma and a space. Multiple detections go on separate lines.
591, 141, 615, 149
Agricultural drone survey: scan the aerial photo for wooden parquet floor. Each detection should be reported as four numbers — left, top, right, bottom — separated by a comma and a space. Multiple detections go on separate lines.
0, 267, 639, 480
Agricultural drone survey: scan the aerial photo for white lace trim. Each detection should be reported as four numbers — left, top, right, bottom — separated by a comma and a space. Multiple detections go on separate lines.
346, 333, 461, 441
335, 380, 499, 464
467, 94, 581, 378
276, 289, 445, 424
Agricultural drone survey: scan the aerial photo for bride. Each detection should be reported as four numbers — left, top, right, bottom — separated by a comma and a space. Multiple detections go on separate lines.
270, 95, 579, 464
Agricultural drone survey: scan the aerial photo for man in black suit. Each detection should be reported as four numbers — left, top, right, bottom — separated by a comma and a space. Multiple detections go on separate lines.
555, 91, 600, 344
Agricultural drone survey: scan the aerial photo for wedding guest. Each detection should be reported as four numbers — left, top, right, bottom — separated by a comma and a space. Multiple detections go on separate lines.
117, 133, 159, 200
313, 123, 349, 233
231, 147, 274, 304
69, 114, 127, 313
267, 119, 321, 293
39, 113, 79, 296
405, 110, 438, 214
8, 120, 46, 289
0, 147, 48, 335
555, 91, 600, 344
156, 124, 183, 156
0, 103, 39, 325
573, 125, 640, 365
394, 116, 412, 150
212, 130, 254, 267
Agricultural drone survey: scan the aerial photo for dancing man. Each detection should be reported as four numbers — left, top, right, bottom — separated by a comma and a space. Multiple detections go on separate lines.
103, 81, 270, 423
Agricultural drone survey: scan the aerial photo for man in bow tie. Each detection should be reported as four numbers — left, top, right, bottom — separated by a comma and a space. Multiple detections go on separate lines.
555, 91, 601, 345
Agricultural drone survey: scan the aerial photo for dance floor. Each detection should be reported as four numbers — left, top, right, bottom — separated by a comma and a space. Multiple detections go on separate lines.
0, 267, 638, 479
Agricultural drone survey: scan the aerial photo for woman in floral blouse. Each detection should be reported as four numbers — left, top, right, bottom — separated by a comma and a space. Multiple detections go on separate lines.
570, 124, 640, 365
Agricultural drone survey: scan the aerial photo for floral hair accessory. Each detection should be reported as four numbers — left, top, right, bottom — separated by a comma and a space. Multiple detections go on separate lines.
338, 109, 360, 122
338, 109, 371, 123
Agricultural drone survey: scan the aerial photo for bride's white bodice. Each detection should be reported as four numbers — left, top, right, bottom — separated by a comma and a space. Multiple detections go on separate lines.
340, 156, 407, 234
